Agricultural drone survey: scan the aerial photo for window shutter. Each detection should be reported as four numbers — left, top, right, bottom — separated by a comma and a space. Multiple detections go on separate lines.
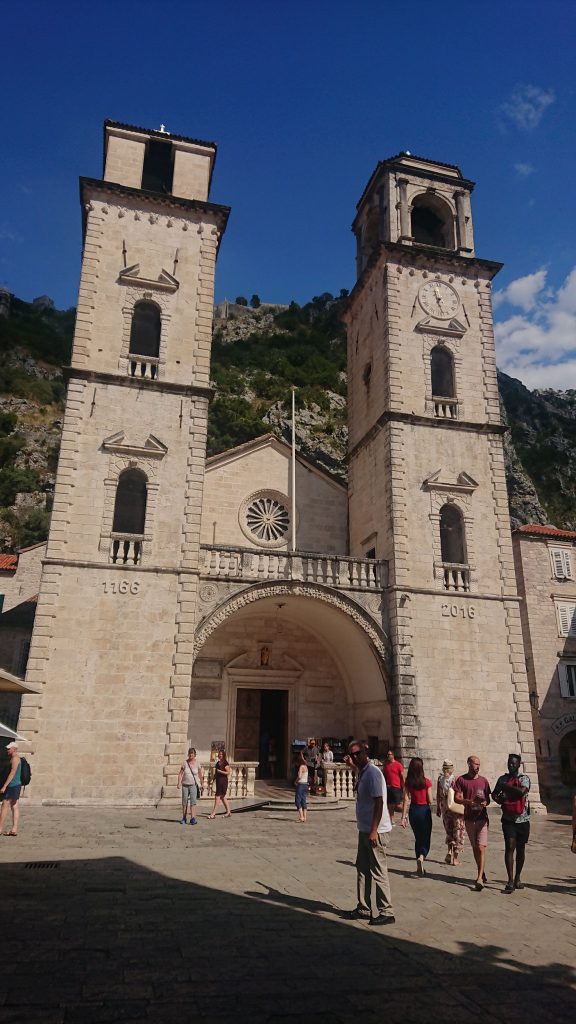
558, 604, 570, 635
551, 549, 573, 579
558, 662, 576, 697
552, 549, 565, 579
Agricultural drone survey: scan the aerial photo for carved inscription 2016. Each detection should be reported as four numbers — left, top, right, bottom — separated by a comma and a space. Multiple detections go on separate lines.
102, 580, 140, 595
441, 603, 475, 619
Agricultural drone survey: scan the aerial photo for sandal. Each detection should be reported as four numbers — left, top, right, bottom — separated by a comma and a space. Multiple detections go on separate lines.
4, 831, 17, 837
208, 814, 216, 820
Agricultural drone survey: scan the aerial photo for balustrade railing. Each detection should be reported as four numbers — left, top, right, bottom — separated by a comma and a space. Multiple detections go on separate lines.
323, 762, 356, 800
199, 761, 258, 798
433, 396, 458, 419
110, 534, 143, 565
442, 563, 471, 592
200, 545, 385, 591
128, 355, 159, 380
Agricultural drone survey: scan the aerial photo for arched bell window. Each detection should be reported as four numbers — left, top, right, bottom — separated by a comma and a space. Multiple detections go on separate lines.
440, 504, 467, 565
411, 194, 455, 249
431, 345, 455, 398
129, 302, 161, 359
112, 469, 147, 536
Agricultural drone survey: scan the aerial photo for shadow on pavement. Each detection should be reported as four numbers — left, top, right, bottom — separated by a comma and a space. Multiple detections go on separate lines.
1, 854, 575, 1023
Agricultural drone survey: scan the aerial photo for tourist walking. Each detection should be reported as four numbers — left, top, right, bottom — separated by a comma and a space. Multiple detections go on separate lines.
177, 747, 204, 825
294, 752, 309, 823
492, 754, 531, 893
400, 757, 433, 876
436, 759, 465, 865
208, 749, 232, 819
453, 755, 491, 891
0, 742, 22, 837
382, 750, 404, 824
346, 739, 395, 926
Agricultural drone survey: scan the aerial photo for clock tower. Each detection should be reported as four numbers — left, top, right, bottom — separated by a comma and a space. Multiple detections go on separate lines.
345, 152, 541, 792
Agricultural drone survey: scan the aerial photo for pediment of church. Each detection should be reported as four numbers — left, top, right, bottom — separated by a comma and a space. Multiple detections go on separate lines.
118, 263, 179, 292
423, 468, 478, 493
102, 431, 168, 458
415, 316, 467, 336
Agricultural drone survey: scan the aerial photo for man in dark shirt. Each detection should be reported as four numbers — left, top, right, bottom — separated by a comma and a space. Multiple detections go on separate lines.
492, 754, 530, 893
454, 755, 491, 891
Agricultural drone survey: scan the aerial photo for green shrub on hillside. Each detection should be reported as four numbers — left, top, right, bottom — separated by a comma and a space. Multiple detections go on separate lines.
0, 467, 40, 507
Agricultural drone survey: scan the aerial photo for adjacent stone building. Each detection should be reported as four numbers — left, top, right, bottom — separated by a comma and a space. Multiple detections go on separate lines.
7, 123, 546, 806
513, 525, 576, 798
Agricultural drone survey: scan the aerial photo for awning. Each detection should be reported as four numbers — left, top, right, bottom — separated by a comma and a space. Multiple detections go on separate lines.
0, 721, 29, 741
0, 668, 40, 694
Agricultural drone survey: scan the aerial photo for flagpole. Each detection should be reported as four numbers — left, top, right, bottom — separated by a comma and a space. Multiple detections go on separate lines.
291, 387, 296, 553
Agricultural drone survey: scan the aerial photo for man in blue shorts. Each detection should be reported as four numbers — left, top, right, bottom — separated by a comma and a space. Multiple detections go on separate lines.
0, 741, 23, 836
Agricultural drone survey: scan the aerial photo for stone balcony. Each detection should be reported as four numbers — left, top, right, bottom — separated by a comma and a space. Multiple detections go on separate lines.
199, 545, 387, 592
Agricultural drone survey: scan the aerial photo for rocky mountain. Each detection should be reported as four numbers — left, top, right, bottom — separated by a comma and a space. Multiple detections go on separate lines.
0, 290, 573, 551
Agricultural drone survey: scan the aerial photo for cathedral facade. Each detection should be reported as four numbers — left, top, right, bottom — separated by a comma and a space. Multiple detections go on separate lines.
14, 122, 541, 806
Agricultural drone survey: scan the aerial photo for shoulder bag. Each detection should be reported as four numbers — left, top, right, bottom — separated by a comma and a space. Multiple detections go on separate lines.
447, 786, 464, 815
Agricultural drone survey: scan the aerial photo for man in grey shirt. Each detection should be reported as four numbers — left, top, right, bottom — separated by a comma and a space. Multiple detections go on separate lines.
347, 740, 395, 926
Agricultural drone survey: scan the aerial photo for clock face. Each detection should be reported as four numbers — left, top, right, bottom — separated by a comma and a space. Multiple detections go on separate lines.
419, 281, 460, 320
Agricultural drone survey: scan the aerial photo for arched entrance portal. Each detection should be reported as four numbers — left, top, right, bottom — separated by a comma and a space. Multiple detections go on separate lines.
559, 729, 576, 788
192, 586, 391, 779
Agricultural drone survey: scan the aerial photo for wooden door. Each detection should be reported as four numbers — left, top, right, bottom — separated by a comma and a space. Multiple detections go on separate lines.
235, 688, 261, 762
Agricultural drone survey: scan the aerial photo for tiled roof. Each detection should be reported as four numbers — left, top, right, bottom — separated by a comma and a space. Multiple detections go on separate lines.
515, 524, 576, 540
0, 554, 17, 571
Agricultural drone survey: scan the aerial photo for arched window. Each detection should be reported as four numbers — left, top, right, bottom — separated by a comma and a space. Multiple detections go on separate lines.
129, 302, 161, 359
411, 194, 455, 249
112, 469, 147, 536
431, 346, 455, 398
440, 504, 466, 565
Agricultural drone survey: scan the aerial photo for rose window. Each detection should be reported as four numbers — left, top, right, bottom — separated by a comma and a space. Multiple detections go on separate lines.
246, 496, 290, 542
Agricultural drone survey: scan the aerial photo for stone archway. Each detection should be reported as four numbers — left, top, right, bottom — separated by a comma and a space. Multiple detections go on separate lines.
190, 582, 392, 775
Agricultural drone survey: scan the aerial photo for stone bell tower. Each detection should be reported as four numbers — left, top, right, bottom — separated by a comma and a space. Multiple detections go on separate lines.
19, 121, 229, 803
344, 152, 540, 794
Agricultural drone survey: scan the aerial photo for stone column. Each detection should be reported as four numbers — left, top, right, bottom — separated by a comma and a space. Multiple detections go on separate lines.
455, 191, 470, 251
397, 178, 411, 240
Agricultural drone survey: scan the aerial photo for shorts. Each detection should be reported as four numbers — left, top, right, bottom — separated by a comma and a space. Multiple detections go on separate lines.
502, 818, 530, 844
386, 786, 403, 806
465, 817, 489, 847
1, 785, 21, 801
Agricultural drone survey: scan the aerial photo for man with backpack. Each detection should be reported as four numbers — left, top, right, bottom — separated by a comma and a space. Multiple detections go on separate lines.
0, 741, 30, 837
492, 754, 531, 893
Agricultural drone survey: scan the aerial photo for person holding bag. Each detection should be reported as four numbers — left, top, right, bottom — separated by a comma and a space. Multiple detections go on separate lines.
177, 747, 204, 825
492, 753, 531, 893
436, 759, 465, 866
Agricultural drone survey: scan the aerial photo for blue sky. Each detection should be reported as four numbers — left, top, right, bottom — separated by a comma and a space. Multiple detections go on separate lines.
1, 0, 575, 389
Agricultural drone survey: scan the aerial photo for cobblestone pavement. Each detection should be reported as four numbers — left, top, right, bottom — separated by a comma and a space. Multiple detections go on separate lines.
1, 803, 575, 1023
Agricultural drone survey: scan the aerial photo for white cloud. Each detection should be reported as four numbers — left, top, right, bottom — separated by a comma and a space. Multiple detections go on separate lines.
500, 84, 555, 131
494, 267, 576, 390
493, 268, 547, 312
514, 162, 535, 177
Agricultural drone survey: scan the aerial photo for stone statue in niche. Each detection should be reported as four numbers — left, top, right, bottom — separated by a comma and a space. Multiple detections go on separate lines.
260, 646, 270, 667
